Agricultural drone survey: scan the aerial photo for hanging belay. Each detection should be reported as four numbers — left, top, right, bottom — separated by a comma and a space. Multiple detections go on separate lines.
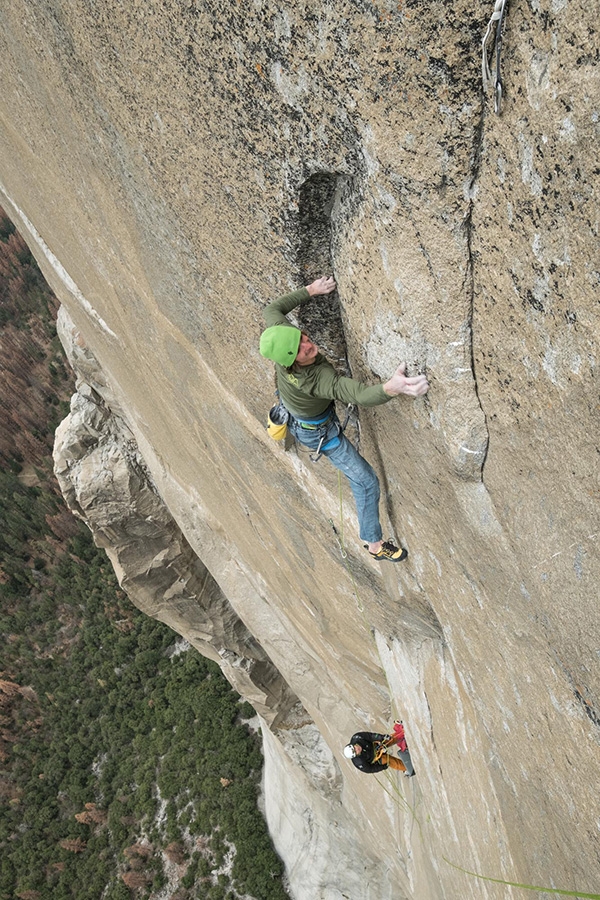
482, 0, 510, 114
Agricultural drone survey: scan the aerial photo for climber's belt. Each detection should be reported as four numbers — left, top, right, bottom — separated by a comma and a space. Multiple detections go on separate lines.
294, 406, 334, 429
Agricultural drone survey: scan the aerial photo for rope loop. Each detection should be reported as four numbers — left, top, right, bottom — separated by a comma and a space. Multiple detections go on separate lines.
482, 0, 509, 115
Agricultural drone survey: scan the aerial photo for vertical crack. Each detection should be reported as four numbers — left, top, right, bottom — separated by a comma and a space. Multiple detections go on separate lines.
462, 110, 491, 479
296, 173, 351, 375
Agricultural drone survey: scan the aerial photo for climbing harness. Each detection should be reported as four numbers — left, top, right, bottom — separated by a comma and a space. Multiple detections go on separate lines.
312, 402, 359, 462
482, 0, 509, 114
292, 405, 338, 462
309, 427, 339, 462
292, 402, 359, 463
372, 739, 388, 765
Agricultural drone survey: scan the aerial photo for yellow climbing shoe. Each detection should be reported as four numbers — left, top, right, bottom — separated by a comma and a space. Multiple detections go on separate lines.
365, 540, 408, 563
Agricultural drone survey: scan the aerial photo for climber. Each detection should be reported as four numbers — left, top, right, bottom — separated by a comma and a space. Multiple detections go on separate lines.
343, 722, 415, 776
259, 276, 429, 562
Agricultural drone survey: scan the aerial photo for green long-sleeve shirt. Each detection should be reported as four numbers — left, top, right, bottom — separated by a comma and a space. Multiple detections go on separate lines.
262, 288, 394, 418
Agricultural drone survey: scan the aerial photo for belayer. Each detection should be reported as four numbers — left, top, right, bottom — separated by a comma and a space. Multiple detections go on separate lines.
344, 722, 415, 776
260, 276, 429, 562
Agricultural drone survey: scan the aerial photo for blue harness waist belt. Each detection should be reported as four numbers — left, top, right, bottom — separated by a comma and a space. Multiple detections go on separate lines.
294, 405, 334, 429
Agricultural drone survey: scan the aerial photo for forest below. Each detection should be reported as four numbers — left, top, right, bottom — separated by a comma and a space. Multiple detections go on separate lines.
0, 208, 290, 900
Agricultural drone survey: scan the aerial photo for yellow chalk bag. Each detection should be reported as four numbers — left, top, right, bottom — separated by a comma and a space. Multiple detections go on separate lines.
267, 403, 289, 441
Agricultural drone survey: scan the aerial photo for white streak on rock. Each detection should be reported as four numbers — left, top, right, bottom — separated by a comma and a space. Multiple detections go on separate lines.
0, 183, 118, 339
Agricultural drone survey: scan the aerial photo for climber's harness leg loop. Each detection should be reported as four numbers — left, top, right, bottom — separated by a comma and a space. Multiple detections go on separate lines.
289, 404, 359, 463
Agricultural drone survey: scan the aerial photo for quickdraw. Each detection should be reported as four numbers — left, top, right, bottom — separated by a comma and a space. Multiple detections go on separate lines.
329, 518, 348, 559
482, 0, 509, 115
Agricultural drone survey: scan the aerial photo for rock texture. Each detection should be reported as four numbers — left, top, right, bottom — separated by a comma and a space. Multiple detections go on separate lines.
53, 331, 298, 725
1, 0, 598, 897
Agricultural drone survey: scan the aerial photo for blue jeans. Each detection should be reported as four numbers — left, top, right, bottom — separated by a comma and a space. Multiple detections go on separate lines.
288, 412, 383, 544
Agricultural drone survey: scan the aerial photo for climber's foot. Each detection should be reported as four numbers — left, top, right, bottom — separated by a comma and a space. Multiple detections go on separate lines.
365, 540, 408, 562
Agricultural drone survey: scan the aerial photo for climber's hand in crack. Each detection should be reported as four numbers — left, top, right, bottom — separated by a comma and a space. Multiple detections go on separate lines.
306, 275, 336, 296
383, 363, 429, 398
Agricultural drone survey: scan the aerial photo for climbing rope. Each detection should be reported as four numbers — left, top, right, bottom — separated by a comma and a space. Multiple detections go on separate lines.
482, 0, 509, 114
331, 463, 597, 899
330, 472, 424, 826
328, 471, 363, 609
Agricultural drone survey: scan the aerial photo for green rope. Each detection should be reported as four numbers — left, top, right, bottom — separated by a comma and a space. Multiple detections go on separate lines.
332, 470, 426, 834
331, 478, 596, 899
443, 858, 600, 898
331, 471, 416, 733
329, 470, 366, 614
338, 470, 345, 550
379, 769, 424, 838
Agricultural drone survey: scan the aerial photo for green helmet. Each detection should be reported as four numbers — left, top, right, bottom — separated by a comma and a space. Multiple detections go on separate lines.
259, 325, 301, 366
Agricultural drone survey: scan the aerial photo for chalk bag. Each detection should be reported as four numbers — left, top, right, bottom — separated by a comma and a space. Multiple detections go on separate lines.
267, 403, 289, 441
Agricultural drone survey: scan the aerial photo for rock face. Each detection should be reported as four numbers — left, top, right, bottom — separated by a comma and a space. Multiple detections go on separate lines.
1, 1, 599, 897
53, 325, 298, 725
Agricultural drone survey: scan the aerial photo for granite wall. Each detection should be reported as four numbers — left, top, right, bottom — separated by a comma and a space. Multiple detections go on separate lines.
1, 0, 598, 896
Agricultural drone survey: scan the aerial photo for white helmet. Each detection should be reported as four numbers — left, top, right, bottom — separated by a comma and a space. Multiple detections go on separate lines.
343, 744, 356, 759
